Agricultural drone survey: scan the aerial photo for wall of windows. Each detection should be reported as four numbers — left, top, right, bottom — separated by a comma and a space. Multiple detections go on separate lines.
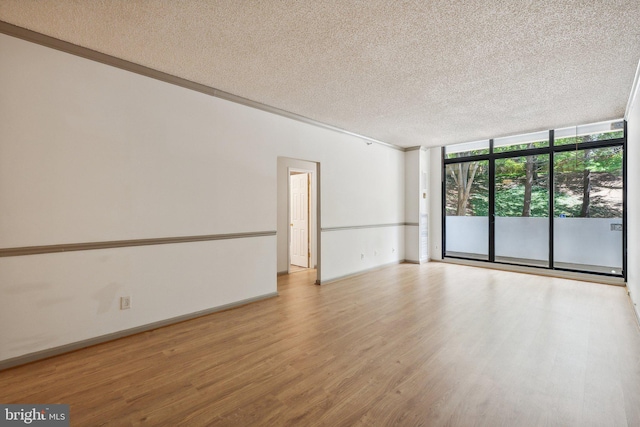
443, 119, 626, 277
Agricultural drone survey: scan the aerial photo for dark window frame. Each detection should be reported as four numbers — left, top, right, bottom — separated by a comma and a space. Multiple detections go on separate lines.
441, 122, 627, 279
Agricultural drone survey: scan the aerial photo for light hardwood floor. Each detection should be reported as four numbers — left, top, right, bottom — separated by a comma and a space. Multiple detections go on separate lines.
1, 263, 640, 426
289, 264, 309, 273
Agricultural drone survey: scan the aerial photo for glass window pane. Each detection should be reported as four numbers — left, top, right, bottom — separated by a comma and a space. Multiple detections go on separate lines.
494, 130, 549, 153
554, 146, 623, 274
445, 160, 489, 260
444, 140, 490, 159
494, 154, 550, 267
554, 119, 624, 146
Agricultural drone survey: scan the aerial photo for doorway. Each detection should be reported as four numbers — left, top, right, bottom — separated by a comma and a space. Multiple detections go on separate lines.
277, 157, 319, 282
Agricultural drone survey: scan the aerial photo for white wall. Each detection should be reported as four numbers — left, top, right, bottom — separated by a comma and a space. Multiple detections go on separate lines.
318, 140, 405, 282
404, 150, 420, 262
627, 64, 640, 321
429, 147, 443, 260
420, 148, 430, 262
404, 147, 430, 263
321, 226, 404, 281
0, 33, 405, 362
0, 238, 275, 360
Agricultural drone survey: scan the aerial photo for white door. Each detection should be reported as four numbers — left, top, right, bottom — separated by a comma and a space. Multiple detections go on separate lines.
290, 173, 309, 268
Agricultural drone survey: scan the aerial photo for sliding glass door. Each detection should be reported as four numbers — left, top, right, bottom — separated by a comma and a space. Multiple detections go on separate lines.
494, 154, 550, 267
442, 119, 626, 278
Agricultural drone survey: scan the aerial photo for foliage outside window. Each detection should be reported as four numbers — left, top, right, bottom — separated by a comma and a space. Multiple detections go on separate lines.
445, 161, 488, 216
554, 146, 622, 218
443, 119, 625, 275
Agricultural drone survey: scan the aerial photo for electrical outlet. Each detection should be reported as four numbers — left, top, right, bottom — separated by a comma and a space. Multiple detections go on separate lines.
120, 296, 131, 310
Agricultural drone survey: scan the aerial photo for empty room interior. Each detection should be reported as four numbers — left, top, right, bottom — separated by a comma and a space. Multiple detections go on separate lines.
2, 2, 640, 426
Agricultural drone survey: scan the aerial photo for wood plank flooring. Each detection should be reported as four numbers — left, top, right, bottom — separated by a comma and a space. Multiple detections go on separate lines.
1, 263, 640, 426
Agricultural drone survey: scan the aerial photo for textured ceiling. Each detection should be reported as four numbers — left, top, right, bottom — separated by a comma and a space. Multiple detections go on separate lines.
1, 1, 640, 148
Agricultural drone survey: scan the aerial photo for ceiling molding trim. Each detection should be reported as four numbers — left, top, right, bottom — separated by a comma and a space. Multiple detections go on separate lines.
0, 21, 404, 152
404, 146, 426, 152
625, 58, 640, 120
